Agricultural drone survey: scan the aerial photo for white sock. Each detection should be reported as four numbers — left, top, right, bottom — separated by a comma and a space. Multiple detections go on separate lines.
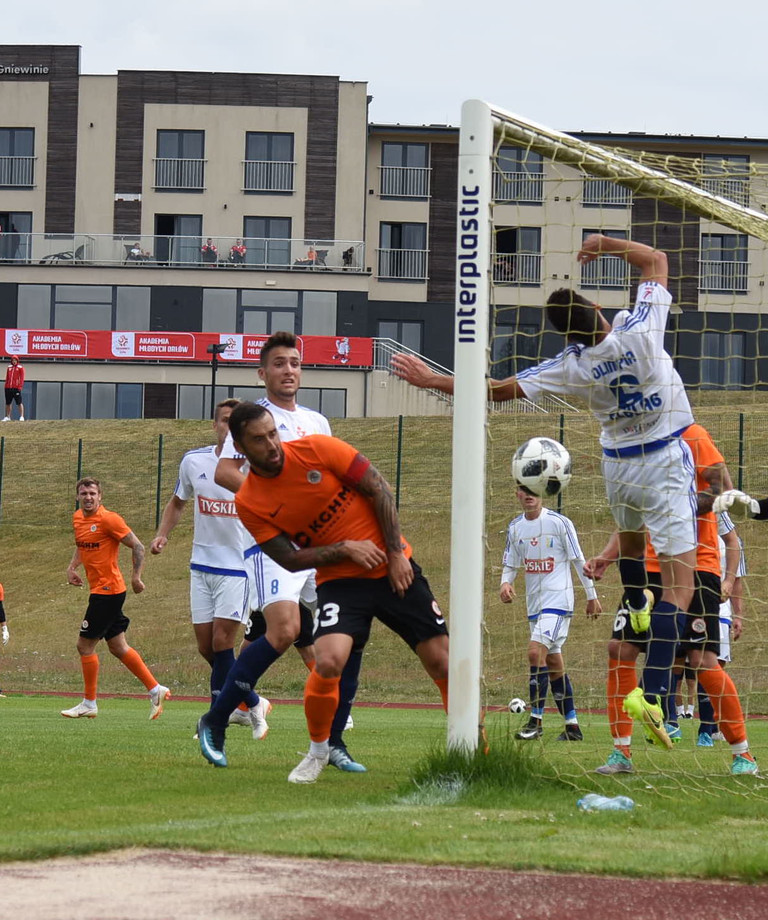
310, 739, 329, 758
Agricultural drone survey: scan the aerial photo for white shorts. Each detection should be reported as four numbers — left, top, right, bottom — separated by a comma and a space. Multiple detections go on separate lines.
602, 439, 697, 557
190, 569, 249, 625
245, 547, 317, 612
529, 612, 571, 653
719, 618, 732, 663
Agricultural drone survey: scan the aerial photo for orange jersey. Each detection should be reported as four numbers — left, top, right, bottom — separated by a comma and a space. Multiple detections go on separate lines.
73, 505, 132, 594
235, 435, 412, 585
0, 582, 4, 601
646, 424, 722, 576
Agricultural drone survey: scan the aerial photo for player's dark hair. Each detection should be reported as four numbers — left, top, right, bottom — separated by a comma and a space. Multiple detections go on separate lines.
228, 401, 272, 443
546, 288, 603, 346
260, 331, 298, 366
214, 397, 241, 421
76, 476, 101, 494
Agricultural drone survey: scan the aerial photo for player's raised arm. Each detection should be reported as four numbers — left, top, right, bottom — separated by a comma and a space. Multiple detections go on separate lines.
391, 353, 526, 403
578, 233, 668, 286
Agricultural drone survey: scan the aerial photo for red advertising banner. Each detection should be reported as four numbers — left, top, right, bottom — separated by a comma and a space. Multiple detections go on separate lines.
2, 330, 373, 367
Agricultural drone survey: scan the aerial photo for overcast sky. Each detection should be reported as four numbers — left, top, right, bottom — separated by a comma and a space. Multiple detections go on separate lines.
5, 0, 768, 138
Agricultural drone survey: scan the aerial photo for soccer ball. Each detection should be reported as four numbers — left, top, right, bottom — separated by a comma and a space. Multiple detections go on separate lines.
508, 697, 527, 714
511, 437, 572, 498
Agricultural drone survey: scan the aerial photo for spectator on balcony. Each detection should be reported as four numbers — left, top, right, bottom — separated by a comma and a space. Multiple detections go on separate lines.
201, 239, 219, 267
342, 247, 354, 270
128, 243, 151, 262
229, 239, 247, 266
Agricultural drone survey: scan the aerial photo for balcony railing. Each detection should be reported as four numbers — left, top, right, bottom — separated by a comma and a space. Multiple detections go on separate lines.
700, 259, 749, 293
3, 232, 366, 272
153, 158, 206, 190
493, 170, 544, 204
701, 176, 749, 208
242, 159, 295, 192
377, 248, 428, 280
379, 166, 431, 198
492, 252, 542, 285
0, 155, 35, 187
582, 178, 632, 207
580, 256, 629, 288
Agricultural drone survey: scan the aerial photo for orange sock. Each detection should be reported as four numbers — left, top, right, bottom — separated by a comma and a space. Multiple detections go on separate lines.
81, 653, 99, 700
607, 658, 637, 744
697, 666, 746, 745
118, 647, 158, 691
236, 702, 249, 712
303, 656, 316, 672
434, 677, 448, 712
304, 670, 340, 742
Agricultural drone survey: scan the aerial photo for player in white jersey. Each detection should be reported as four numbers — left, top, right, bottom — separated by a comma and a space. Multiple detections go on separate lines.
150, 399, 270, 738
213, 331, 365, 772
393, 235, 696, 747
501, 488, 600, 740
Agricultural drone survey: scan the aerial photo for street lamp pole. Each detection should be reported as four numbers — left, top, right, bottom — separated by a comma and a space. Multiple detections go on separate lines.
206, 343, 227, 418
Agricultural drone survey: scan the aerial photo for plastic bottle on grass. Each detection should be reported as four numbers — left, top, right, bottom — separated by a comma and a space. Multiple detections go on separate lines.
577, 793, 634, 812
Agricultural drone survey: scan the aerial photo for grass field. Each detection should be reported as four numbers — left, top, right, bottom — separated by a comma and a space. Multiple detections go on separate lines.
2, 412, 768, 877
3, 696, 768, 878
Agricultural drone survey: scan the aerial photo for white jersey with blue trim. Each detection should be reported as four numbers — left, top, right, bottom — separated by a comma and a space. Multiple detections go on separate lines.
501, 508, 597, 619
515, 281, 694, 450
174, 445, 248, 573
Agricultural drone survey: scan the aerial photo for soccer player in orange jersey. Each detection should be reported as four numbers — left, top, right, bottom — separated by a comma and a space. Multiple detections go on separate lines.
61, 477, 169, 720
586, 424, 757, 777
197, 402, 449, 781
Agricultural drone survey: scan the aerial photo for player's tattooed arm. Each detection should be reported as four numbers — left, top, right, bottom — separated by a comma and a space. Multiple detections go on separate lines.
260, 533, 386, 573
121, 531, 146, 593
354, 464, 403, 554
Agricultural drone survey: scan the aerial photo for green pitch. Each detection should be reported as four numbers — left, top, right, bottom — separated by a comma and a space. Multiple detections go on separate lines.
2, 696, 768, 879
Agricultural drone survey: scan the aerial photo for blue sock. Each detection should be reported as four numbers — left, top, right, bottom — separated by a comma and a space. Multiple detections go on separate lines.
529, 665, 549, 717
641, 602, 685, 699
665, 671, 680, 724
698, 682, 716, 734
329, 649, 363, 745
209, 637, 281, 725
211, 649, 259, 708
551, 674, 576, 721
618, 557, 647, 611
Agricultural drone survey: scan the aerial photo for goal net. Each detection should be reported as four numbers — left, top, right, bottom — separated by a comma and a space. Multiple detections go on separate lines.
450, 99, 768, 795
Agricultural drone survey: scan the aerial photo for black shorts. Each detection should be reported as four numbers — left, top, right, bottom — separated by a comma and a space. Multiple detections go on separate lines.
315, 560, 448, 652
4, 388, 21, 405
679, 570, 721, 655
244, 602, 315, 647
79, 592, 130, 640
610, 575, 662, 647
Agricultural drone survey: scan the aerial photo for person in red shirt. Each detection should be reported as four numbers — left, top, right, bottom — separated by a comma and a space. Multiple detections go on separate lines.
61, 477, 169, 721
197, 402, 449, 781
3, 356, 25, 422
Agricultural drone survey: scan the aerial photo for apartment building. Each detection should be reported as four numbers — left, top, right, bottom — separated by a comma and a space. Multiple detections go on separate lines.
1, 44, 766, 420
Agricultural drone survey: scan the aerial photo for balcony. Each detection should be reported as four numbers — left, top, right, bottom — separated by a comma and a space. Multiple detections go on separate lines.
377, 248, 428, 280
493, 252, 542, 285
580, 256, 629, 289
242, 160, 295, 193
701, 176, 749, 208
0, 155, 35, 187
153, 158, 206, 191
699, 259, 749, 293
379, 166, 431, 198
582, 178, 632, 207
493, 170, 544, 204
4, 232, 366, 272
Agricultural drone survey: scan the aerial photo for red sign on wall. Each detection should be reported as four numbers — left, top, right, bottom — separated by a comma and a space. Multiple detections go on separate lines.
2, 330, 373, 367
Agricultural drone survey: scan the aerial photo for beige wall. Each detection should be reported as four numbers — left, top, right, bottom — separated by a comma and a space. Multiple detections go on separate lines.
75, 76, 118, 236
0, 80, 48, 236
335, 81, 368, 245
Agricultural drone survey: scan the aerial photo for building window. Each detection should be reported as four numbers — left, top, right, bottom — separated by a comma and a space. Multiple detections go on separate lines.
702, 154, 749, 208
377, 320, 423, 354
244, 133, 295, 192
700, 233, 749, 293
0, 210, 32, 262
701, 331, 746, 389
580, 229, 629, 288
493, 227, 541, 285
154, 130, 205, 190
380, 143, 430, 198
378, 223, 427, 280
28, 381, 142, 420
492, 322, 540, 378
0, 128, 34, 187
582, 178, 631, 207
493, 147, 543, 203
243, 216, 292, 267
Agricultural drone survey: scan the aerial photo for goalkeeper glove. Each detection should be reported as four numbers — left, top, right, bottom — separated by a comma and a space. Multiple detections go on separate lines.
712, 489, 760, 520
1, 624, 8, 645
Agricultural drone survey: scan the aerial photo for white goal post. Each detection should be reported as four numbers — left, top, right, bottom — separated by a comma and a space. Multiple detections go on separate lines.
447, 99, 768, 754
